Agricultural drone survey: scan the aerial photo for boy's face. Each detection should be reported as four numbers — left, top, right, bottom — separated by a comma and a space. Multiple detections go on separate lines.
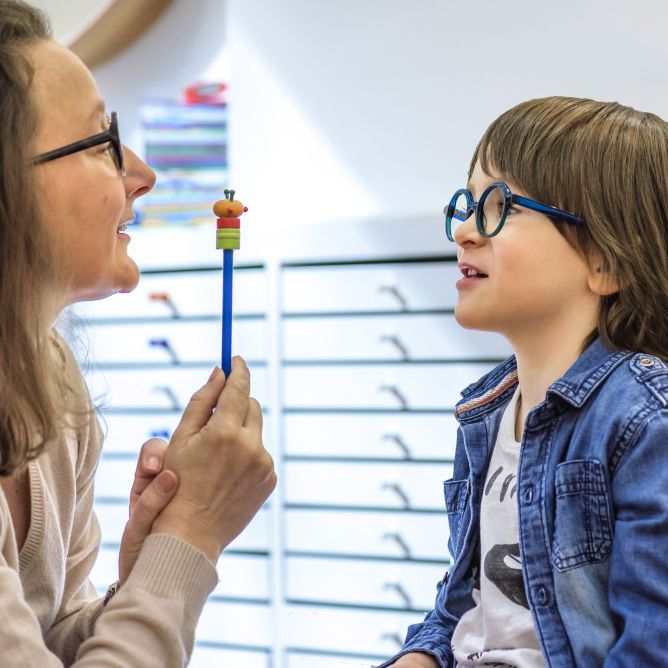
453, 160, 601, 345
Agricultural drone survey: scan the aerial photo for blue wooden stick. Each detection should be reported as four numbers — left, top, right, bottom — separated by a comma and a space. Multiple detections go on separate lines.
221, 249, 234, 377
214, 188, 247, 378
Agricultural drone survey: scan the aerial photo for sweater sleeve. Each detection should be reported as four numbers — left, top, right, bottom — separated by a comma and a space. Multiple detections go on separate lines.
0, 517, 216, 667
42, 334, 219, 665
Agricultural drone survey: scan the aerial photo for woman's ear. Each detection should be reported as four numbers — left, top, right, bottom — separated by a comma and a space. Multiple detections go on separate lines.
588, 263, 621, 296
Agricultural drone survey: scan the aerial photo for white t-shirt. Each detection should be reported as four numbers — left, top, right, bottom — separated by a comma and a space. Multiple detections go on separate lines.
451, 388, 545, 667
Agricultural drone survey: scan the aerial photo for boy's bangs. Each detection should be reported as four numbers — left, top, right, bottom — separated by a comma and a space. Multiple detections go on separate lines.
469, 100, 580, 216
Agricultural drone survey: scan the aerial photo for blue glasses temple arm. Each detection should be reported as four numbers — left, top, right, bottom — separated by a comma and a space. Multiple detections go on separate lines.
512, 194, 584, 226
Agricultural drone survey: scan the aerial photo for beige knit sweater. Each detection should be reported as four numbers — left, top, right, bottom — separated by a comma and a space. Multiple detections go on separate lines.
0, 339, 218, 666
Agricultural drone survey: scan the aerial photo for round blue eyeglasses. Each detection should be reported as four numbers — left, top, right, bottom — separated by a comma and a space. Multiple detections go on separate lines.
444, 182, 584, 242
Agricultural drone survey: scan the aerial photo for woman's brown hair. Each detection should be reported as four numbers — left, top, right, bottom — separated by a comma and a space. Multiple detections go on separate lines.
0, 1, 73, 475
471, 96, 668, 359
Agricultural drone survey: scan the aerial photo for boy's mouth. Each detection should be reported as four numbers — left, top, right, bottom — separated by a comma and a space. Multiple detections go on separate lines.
459, 263, 488, 278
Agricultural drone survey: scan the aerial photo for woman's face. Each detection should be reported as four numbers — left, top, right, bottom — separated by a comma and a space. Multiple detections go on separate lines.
29, 40, 155, 307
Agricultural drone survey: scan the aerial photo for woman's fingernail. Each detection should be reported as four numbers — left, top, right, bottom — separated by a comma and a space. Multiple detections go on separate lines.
146, 456, 160, 471
208, 367, 220, 383
157, 473, 175, 494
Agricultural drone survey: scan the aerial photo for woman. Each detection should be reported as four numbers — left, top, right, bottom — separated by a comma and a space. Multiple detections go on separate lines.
0, 1, 276, 664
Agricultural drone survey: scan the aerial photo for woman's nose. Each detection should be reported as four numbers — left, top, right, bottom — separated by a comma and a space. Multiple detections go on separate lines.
122, 145, 156, 200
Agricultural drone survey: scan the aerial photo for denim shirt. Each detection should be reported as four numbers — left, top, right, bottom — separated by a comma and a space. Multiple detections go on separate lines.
380, 338, 668, 667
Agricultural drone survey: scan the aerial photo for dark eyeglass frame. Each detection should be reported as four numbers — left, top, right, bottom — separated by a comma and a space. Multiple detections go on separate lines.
444, 181, 584, 242
32, 111, 125, 176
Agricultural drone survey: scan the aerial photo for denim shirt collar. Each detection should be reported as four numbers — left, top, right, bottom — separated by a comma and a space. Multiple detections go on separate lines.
455, 338, 632, 424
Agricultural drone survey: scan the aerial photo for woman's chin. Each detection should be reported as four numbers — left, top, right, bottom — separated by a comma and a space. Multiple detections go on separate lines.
116, 259, 141, 294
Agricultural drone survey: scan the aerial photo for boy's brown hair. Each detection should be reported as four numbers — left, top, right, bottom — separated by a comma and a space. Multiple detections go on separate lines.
471, 96, 668, 359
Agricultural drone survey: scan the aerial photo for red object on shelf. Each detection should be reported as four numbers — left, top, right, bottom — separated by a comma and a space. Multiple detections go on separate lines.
184, 82, 227, 104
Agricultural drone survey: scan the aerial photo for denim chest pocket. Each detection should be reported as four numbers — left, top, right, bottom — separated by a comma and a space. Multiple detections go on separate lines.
444, 478, 469, 550
551, 459, 613, 572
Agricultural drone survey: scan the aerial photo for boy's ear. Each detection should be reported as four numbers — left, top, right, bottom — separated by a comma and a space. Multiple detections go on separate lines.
588, 264, 621, 296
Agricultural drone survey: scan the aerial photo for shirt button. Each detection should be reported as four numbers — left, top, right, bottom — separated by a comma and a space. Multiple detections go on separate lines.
523, 485, 534, 504
534, 585, 550, 605
639, 357, 655, 367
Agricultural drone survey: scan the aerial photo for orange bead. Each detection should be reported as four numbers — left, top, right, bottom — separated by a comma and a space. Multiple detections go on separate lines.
213, 199, 247, 218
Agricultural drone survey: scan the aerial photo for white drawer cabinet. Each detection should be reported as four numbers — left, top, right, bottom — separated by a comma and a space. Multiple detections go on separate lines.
191, 646, 270, 668
283, 605, 422, 656
284, 413, 459, 460
284, 314, 510, 361
287, 654, 380, 668
73, 219, 500, 668
77, 267, 267, 319
85, 319, 267, 364
84, 365, 269, 410
282, 262, 461, 312
284, 461, 453, 511
285, 509, 450, 561
94, 502, 271, 553
196, 601, 273, 646
91, 547, 271, 601
286, 556, 444, 611
283, 363, 494, 410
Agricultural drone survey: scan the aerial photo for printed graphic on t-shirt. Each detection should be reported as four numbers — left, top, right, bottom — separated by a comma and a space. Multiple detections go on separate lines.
450, 389, 545, 666
483, 465, 528, 610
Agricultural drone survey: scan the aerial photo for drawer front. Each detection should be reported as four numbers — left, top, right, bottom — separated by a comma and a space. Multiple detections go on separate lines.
286, 556, 444, 611
94, 503, 270, 552
286, 509, 450, 561
286, 654, 378, 668
283, 363, 494, 410
84, 366, 269, 410
191, 646, 269, 668
196, 601, 272, 646
283, 314, 510, 361
74, 268, 267, 320
282, 263, 460, 313
95, 415, 182, 453
90, 547, 270, 601
283, 605, 422, 656
99, 413, 278, 458
285, 461, 453, 511
86, 319, 267, 364
284, 413, 458, 460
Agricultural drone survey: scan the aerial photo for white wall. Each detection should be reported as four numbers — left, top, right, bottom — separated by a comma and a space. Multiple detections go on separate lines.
90, 0, 668, 229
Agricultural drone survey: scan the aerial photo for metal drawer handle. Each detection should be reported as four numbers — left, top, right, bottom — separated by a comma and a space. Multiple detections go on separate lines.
381, 631, 405, 649
149, 338, 180, 364
379, 335, 410, 361
378, 285, 408, 311
383, 582, 413, 609
382, 531, 413, 559
153, 385, 181, 411
381, 482, 412, 509
149, 292, 181, 318
379, 384, 409, 410
382, 433, 412, 460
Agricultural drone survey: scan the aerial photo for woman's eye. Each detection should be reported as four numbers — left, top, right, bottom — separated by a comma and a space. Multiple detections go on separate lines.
506, 205, 519, 216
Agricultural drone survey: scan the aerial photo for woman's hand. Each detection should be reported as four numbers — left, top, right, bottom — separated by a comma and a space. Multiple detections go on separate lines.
152, 358, 276, 562
118, 438, 179, 585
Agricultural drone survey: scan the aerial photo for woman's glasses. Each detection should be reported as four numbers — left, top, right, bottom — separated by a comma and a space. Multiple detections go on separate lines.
444, 181, 584, 242
32, 111, 125, 175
